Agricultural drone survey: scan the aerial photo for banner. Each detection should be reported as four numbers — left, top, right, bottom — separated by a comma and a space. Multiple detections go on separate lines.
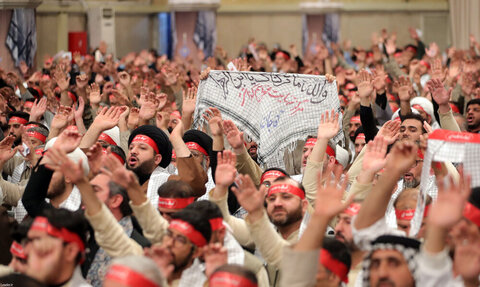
193, 70, 343, 168
410, 129, 480, 237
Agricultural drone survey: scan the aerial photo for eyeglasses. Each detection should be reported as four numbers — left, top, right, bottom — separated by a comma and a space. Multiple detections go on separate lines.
413, 160, 423, 167
164, 230, 189, 247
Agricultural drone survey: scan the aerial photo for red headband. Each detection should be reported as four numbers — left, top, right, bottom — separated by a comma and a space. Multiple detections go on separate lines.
27, 130, 47, 143
10, 241, 27, 260
350, 116, 361, 124
343, 203, 361, 216
305, 138, 317, 147
30, 216, 85, 252
210, 271, 258, 287
35, 147, 44, 156
209, 217, 224, 231
185, 142, 208, 157
68, 91, 77, 103
326, 145, 336, 158
267, 184, 305, 199
99, 133, 117, 146
169, 219, 207, 247
260, 170, 286, 184
171, 110, 182, 119
419, 60, 431, 69
345, 83, 356, 90
24, 101, 34, 108
320, 249, 349, 283
172, 150, 177, 160
463, 202, 480, 227
157, 197, 195, 210
132, 135, 159, 154
406, 46, 417, 53
356, 133, 365, 141
395, 205, 430, 221
105, 265, 159, 287
412, 104, 426, 113
102, 148, 125, 164
9, 116, 27, 125
25, 124, 37, 130
66, 125, 78, 132
276, 51, 290, 61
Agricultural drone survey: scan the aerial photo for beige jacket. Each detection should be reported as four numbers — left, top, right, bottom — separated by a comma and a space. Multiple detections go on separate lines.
301, 158, 324, 207
235, 148, 263, 187
130, 199, 169, 244
279, 247, 318, 287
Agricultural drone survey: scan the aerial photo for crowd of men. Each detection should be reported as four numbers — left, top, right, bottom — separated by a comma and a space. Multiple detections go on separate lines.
0, 26, 479, 287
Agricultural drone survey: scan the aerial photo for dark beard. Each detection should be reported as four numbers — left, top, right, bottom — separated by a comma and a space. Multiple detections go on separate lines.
269, 205, 303, 227
173, 245, 195, 272
167, 127, 173, 133
47, 177, 66, 199
127, 159, 155, 185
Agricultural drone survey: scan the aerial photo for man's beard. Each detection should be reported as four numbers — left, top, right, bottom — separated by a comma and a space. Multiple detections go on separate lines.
11, 134, 21, 146
468, 121, 480, 131
269, 205, 303, 227
335, 233, 357, 251
173, 246, 195, 272
403, 178, 419, 188
127, 157, 156, 184
47, 177, 66, 199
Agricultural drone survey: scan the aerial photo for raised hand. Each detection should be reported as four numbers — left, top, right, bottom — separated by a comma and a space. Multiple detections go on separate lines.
395, 76, 414, 102
317, 109, 339, 140
53, 66, 70, 92
199, 67, 211, 81
156, 111, 170, 132
215, 150, 237, 188
231, 174, 264, 215
314, 167, 351, 219
144, 244, 174, 280
0, 136, 20, 164
75, 74, 88, 89
139, 92, 158, 121
29, 97, 48, 122
86, 142, 104, 175
102, 153, 141, 192
86, 83, 101, 105
52, 129, 83, 154
74, 96, 85, 120
362, 135, 388, 173
182, 87, 197, 116
430, 58, 446, 81
203, 243, 228, 278
429, 172, 471, 229
385, 140, 417, 173
92, 106, 122, 131
223, 120, 244, 151
50, 106, 71, 130
372, 68, 387, 94
203, 107, 223, 137
44, 147, 84, 183
461, 72, 475, 96
426, 78, 451, 107
425, 42, 439, 58
377, 120, 400, 145
156, 93, 168, 110
127, 107, 140, 130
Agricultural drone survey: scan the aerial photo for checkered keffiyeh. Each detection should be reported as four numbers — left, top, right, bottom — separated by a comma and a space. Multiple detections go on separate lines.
410, 130, 480, 237
193, 71, 343, 169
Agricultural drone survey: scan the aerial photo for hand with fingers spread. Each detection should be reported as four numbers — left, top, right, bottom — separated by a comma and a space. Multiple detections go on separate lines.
461, 72, 475, 96
139, 92, 158, 122
430, 58, 446, 81
156, 93, 168, 111
50, 106, 71, 131
182, 87, 198, 116
52, 129, 83, 154
317, 109, 339, 140
425, 42, 439, 58
53, 67, 70, 92
232, 174, 265, 219
144, 244, 174, 279
372, 68, 387, 94
362, 135, 388, 173
199, 67, 211, 81
204, 243, 228, 278
29, 97, 48, 122
385, 140, 418, 173
91, 106, 122, 131
356, 69, 374, 104
87, 83, 102, 106
395, 76, 414, 102
426, 79, 452, 113
203, 108, 224, 137
127, 107, 140, 130
223, 120, 244, 153
215, 150, 237, 189
44, 147, 85, 184
156, 111, 170, 132
377, 120, 400, 145
75, 74, 88, 89
315, 168, 351, 219
87, 142, 104, 175
74, 96, 85, 120
0, 136, 20, 165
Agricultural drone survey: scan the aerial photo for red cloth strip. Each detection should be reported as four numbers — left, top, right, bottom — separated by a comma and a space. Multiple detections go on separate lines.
157, 197, 195, 210
30, 216, 85, 252
210, 271, 258, 287
27, 130, 46, 143
10, 241, 26, 260
267, 184, 305, 200
343, 203, 361, 216
185, 142, 208, 157
98, 133, 117, 146
260, 170, 286, 184
320, 249, 349, 283
350, 116, 361, 124
209, 217, 224, 231
304, 138, 317, 147
169, 219, 207, 247
464, 202, 480, 227
9, 116, 27, 125
105, 265, 159, 287
132, 135, 159, 154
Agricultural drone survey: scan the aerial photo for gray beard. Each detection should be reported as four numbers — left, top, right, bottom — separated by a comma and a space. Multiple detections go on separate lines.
403, 178, 419, 189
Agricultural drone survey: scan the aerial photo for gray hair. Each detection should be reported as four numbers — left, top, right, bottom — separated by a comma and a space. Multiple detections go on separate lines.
108, 255, 166, 287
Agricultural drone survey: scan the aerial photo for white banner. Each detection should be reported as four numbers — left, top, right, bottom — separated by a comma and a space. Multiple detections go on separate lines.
193, 70, 343, 168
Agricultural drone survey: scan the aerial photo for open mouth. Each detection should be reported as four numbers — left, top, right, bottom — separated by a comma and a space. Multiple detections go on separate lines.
128, 156, 138, 166
404, 173, 413, 181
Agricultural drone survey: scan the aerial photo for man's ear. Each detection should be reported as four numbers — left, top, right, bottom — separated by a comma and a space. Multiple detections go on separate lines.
215, 227, 226, 244
328, 271, 341, 286
64, 242, 81, 263
193, 245, 204, 259
154, 153, 162, 166
301, 199, 309, 214
108, 194, 123, 209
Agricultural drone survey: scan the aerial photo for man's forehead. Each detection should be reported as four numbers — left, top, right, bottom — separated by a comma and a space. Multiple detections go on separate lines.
401, 119, 422, 128
468, 104, 480, 110
371, 249, 405, 260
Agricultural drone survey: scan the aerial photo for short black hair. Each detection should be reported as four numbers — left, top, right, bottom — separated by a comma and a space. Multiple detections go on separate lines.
466, 99, 480, 110
401, 113, 427, 133
183, 200, 223, 221
11, 218, 33, 243
108, 181, 133, 217
322, 237, 352, 272
211, 264, 257, 285
158, 180, 193, 198
40, 208, 88, 262
170, 209, 211, 244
